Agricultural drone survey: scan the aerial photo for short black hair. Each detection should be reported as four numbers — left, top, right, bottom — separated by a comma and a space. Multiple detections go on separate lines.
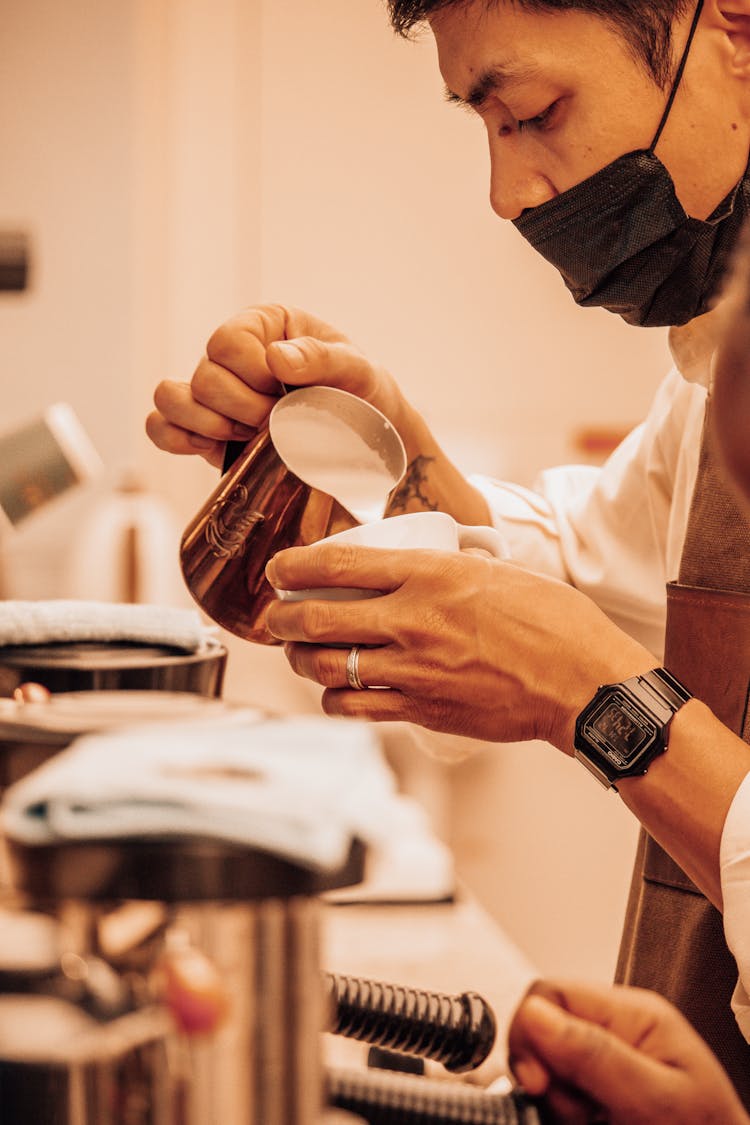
386, 0, 693, 87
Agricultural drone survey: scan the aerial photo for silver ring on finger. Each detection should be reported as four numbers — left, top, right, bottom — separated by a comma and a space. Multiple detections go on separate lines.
345, 645, 367, 691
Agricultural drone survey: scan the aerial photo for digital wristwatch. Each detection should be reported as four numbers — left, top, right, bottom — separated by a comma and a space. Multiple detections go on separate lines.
574, 667, 692, 790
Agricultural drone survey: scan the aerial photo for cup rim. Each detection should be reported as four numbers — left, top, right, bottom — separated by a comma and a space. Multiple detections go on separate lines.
270, 384, 389, 423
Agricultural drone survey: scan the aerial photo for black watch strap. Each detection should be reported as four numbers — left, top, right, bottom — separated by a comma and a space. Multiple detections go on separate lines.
637, 667, 692, 715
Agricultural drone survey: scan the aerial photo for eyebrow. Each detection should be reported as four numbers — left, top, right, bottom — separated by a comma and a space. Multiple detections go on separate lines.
444, 62, 541, 110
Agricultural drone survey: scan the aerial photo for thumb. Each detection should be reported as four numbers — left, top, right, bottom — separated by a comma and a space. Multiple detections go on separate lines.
267, 337, 383, 402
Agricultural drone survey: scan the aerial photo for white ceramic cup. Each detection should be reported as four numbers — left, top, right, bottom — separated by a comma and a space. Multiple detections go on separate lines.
274, 510, 507, 602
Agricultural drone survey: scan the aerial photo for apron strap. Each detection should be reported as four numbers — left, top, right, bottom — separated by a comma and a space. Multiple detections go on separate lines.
616, 394, 750, 1109
678, 397, 750, 592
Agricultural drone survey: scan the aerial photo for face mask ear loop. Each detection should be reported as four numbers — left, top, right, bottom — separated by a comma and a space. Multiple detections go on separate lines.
649, 0, 704, 154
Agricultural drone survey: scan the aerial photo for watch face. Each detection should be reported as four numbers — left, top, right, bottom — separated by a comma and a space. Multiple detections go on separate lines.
585, 691, 657, 767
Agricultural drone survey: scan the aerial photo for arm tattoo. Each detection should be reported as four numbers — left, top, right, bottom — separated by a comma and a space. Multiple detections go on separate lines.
387, 455, 438, 513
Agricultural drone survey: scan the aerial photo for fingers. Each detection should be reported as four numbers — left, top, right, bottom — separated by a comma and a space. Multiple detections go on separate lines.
283, 641, 394, 690
190, 359, 278, 427
280, 640, 440, 727
521, 978, 704, 1061
523, 979, 659, 1041
148, 302, 395, 464
265, 545, 448, 648
280, 641, 418, 724
147, 378, 259, 466
266, 543, 437, 599
205, 307, 286, 395
510, 994, 670, 1119
145, 414, 223, 468
207, 305, 365, 396
509, 979, 668, 1080
507, 982, 750, 1125
321, 685, 414, 723
206, 305, 345, 387
266, 592, 391, 648
266, 544, 403, 605
223, 304, 379, 399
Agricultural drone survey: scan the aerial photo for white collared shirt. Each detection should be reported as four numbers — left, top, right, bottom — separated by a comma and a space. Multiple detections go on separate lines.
471, 362, 750, 1042
471, 365, 704, 659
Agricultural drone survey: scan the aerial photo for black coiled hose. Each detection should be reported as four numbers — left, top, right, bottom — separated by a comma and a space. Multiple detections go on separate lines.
326, 972, 497, 1074
327, 1065, 543, 1125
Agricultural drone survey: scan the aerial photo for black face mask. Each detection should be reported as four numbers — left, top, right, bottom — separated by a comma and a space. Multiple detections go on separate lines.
513, 0, 750, 328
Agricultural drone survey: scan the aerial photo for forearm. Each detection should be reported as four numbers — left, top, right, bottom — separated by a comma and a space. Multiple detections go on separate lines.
550, 622, 750, 911
385, 400, 491, 525
617, 700, 750, 910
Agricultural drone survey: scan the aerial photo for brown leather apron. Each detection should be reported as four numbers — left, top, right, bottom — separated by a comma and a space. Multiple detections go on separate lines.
615, 406, 750, 1106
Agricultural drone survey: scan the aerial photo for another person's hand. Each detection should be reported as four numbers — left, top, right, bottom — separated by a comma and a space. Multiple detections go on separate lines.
145, 304, 412, 469
264, 545, 654, 749
508, 980, 749, 1125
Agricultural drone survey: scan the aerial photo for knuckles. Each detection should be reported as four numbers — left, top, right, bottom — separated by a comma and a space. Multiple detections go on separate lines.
271, 543, 374, 597
294, 334, 328, 366
152, 380, 177, 413
313, 543, 362, 584
304, 648, 343, 688
293, 600, 340, 643
144, 412, 170, 450
205, 323, 240, 369
190, 361, 223, 407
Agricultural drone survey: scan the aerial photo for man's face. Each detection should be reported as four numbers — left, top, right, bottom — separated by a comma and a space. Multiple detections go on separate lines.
431, 2, 750, 223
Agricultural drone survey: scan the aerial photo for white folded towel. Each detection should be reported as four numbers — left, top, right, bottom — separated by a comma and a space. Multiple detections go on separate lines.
0, 600, 214, 653
0, 713, 402, 873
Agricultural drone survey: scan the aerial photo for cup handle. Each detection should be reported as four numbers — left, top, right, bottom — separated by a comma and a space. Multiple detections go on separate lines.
456, 523, 508, 559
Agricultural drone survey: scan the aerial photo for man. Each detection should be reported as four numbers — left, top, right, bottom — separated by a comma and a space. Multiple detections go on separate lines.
147, 0, 750, 1103
505, 262, 750, 1123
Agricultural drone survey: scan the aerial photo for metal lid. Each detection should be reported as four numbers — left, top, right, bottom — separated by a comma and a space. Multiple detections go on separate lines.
0, 640, 224, 671
6, 835, 366, 902
0, 638, 228, 699
0, 691, 234, 747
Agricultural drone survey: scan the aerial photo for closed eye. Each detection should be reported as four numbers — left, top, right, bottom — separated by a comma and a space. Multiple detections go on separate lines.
517, 100, 561, 133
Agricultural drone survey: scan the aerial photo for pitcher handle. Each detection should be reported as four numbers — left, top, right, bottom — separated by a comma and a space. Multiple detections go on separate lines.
456, 523, 508, 560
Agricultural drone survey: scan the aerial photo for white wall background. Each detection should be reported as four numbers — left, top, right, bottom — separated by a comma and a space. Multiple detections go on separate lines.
1, 0, 674, 982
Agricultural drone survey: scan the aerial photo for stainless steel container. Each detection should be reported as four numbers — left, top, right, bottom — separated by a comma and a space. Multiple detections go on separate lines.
0, 903, 175, 1124
5, 834, 365, 1125
0, 994, 176, 1125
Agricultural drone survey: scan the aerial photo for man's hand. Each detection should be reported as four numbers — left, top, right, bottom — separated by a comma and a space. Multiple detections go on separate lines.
264, 545, 654, 750
508, 980, 749, 1125
145, 304, 410, 469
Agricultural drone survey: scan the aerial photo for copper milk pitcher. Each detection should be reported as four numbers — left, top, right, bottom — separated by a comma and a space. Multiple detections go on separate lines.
180, 387, 407, 645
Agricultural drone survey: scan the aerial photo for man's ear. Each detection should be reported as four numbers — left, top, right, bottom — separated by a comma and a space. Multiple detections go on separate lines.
713, 0, 750, 75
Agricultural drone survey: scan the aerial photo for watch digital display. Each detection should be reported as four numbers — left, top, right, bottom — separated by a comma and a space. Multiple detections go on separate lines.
591, 700, 649, 760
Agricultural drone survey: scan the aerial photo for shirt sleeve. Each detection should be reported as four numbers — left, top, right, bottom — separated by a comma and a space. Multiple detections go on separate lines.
720, 771, 750, 1044
469, 367, 706, 655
